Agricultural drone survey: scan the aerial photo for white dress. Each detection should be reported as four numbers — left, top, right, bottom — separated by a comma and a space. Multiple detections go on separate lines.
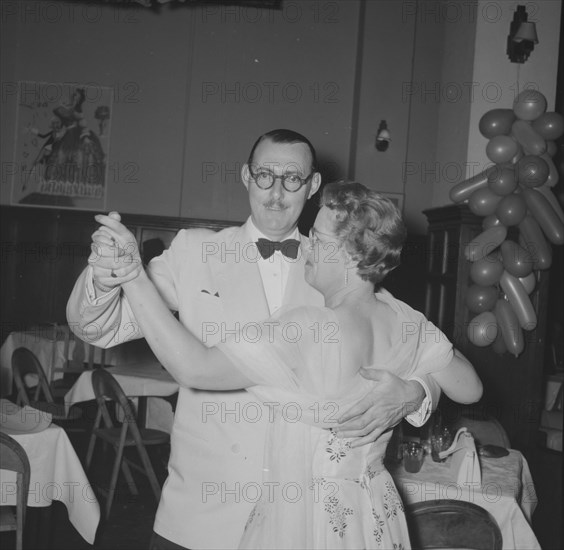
219, 290, 454, 549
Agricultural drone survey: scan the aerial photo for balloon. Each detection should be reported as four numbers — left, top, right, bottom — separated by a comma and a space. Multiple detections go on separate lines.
522, 188, 564, 245
545, 141, 558, 157
486, 136, 520, 164
540, 153, 559, 187
500, 271, 537, 330
470, 253, 504, 286
467, 312, 498, 347
516, 155, 549, 188
534, 185, 564, 224
494, 299, 524, 357
518, 215, 553, 270
482, 214, 503, 229
513, 90, 547, 121
492, 328, 507, 355
468, 187, 502, 217
465, 284, 498, 313
500, 240, 533, 278
511, 120, 547, 156
518, 272, 536, 295
495, 194, 527, 226
532, 112, 564, 140
487, 166, 517, 195
465, 226, 507, 262
449, 169, 490, 203
479, 109, 516, 139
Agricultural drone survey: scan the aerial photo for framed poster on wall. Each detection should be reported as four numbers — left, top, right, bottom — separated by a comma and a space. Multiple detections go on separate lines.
11, 81, 113, 211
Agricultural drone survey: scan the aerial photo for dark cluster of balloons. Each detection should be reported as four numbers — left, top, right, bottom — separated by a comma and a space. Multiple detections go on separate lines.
449, 90, 564, 357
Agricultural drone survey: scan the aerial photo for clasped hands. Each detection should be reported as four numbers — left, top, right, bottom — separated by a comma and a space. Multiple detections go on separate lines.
88, 211, 143, 291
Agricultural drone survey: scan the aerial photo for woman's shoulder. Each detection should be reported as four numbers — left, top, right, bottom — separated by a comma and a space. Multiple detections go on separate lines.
376, 288, 426, 323
273, 305, 336, 325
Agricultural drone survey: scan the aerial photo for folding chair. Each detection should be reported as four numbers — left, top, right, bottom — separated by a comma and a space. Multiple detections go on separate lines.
0, 432, 31, 550
12, 347, 82, 423
85, 368, 169, 520
48, 324, 106, 399
406, 499, 502, 550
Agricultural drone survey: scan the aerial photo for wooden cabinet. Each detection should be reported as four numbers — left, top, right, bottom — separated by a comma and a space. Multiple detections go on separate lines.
423, 204, 549, 452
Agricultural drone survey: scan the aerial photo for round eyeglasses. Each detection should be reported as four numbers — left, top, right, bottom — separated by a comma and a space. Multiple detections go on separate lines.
248, 167, 314, 193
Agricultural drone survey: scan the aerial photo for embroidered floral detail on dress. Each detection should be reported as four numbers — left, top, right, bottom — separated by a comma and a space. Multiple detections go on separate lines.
371, 508, 385, 543
383, 480, 404, 519
244, 505, 258, 531
325, 429, 351, 463
325, 495, 353, 538
309, 476, 325, 491
393, 544, 405, 550
367, 462, 384, 480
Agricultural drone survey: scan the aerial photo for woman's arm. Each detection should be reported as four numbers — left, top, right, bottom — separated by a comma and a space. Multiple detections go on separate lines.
432, 349, 483, 404
95, 213, 253, 391
123, 271, 253, 390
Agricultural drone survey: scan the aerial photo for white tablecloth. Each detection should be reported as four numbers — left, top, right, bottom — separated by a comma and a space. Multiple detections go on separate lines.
64, 363, 179, 433
0, 424, 100, 544
389, 449, 540, 550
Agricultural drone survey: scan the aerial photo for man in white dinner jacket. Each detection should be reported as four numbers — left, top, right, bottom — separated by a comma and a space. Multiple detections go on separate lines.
67, 129, 439, 550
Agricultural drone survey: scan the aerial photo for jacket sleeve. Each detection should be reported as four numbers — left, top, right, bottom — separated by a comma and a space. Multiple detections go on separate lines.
66, 265, 142, 348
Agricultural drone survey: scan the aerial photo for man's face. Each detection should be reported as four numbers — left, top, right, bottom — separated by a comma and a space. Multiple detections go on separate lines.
242, 138, 321, 240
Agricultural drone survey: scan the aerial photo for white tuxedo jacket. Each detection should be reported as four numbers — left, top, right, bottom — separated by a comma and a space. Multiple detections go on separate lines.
67, 220, 324, 549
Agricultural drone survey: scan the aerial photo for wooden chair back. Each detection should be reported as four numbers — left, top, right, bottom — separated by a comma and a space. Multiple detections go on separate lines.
406, 499, 502, 550
0, 432, 31, 550
12, 347, 55, 405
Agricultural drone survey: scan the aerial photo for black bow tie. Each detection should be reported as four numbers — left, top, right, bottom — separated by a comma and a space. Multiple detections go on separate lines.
256, 238, 300, 259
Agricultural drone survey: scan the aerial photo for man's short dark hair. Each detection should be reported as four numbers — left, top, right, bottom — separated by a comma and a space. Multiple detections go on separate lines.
247, 129, 318, 171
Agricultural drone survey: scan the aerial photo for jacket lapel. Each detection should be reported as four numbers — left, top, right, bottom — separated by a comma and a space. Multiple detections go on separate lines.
209, 220, 271, 326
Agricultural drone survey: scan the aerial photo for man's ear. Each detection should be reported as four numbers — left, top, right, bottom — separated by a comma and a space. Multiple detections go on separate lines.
307, 172, 322, 199
241, 164, 251, 191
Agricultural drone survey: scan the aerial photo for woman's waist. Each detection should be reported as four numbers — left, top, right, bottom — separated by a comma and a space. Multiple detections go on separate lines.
312, 429, 391, 479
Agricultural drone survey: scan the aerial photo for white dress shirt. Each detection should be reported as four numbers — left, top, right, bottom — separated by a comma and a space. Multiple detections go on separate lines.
247, 218, 301, 315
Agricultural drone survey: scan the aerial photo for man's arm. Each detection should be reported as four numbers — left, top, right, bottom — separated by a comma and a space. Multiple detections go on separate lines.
335, 371, 437, 448
66, 265, 141, 348
335, 349, 482, 447
67, 211, 149, 348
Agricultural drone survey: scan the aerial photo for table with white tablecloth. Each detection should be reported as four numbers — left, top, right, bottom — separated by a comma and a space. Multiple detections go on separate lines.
388, 448, 540, 550
0, 424, 100, 544
64, 363, 179, 433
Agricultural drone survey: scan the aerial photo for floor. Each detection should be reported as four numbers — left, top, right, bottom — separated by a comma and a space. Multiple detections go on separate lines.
1, 401, 168, 550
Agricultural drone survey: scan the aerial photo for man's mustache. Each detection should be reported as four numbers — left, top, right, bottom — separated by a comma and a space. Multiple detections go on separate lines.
263, 200, 287, 209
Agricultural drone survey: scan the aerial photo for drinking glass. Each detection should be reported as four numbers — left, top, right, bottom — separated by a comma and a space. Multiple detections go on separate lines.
431, 425, 453, 462
403, 441, 425, 473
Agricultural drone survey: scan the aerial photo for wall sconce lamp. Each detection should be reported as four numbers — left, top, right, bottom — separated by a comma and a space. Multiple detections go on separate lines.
507, 5, 539, 64
375, 120, 391, 152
